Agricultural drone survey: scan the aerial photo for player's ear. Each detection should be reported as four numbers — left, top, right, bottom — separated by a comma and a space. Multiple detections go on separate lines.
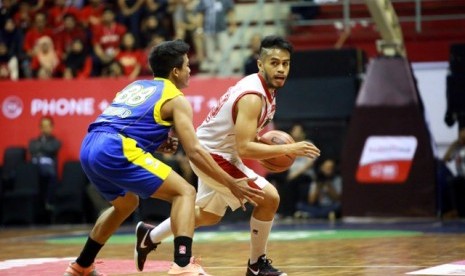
257, 59, 263, 72
171, 67, 179, 78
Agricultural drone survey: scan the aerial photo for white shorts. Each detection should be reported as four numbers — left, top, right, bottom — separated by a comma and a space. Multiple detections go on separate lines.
190, 153, 270, 217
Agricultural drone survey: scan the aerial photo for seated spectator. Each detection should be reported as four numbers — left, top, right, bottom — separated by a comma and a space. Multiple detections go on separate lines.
63, 39, 92, 79
0, 41, 19, 80
0, 0, 19, 29
23, 12, 53, 78
173, 0, 204, 66
295, 158, 342, 219
54, 13, 88, 58
116, 0, 145, 38
243, 33, 261, 75
13, 1, 35, 31
79, 0, 105, 29
91, 8, 126, 76
0, 18, 24, 65
140, 14, 170, 48
48, 0, 80, 31
115, 32, 144, 80
144, 0, 171, 31
101, 60, 124, 78
31, 36, 61, 79
443, 126, 465, 217
141, 33, 165, 76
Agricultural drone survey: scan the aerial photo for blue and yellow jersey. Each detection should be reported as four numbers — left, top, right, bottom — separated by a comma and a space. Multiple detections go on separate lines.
89, 78, 183, 153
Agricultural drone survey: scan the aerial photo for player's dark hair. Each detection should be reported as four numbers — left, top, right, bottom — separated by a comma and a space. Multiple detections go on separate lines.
148, 40, 190, 78
259, 35, 293, 58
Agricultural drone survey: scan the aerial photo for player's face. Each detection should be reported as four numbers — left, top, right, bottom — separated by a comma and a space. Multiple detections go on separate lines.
258, 48, 291, 89
173, 54, 191, 89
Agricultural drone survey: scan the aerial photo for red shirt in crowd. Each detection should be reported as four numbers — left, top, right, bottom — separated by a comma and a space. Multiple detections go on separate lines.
79, 4, 105, 28
48, 5, 80, 29
92, 23, 127, 53
23, 27, 53, 54
54, 26, 88, 56
116, 50, 145, 77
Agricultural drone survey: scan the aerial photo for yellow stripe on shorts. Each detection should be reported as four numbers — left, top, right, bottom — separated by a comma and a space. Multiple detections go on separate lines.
120, 135, 172, 180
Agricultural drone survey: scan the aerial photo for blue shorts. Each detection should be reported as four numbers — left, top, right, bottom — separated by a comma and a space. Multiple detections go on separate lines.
80, 131, 172, 201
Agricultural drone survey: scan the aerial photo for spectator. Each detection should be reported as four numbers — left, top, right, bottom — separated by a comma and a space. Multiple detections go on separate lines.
443, 126, 465, 217
295, 158, 342, 219
115, 32, 144, 80
63, 39, 92, 79
13, 1, 35, 31
140, 33, 165, 76
79, 0, 105, 29
173, 0, 204, 67
116, 0, 145, 38
144, 0, 171, 32
101, 60, 124, 78
28, 116, 62, 213
140, 14, 169, 48
279, 123, 316, 218
53, 13, 88, 58
0, 0, 19, 29
48, 0, 80, 31
23, 12, 53, 77
31, 36, 61, 79
0, 41, 19, 80
0, 18, 24, 61
195, 0, 236, 74
91, 8, 126, 76
243, 33, 261, 75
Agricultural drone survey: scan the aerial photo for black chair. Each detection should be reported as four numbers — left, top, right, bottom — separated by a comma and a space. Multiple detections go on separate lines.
52, 161, 88, 224
1, 146, 27, 191
2, 163, 40, 225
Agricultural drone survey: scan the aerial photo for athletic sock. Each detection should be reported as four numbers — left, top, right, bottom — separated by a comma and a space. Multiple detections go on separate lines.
150, 218, 173, 243
174, 236, 192, 267
249, 216, 273, 264
76, 237, 104, 268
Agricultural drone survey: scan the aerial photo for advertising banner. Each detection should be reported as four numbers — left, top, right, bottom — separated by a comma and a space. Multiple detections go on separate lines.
0, 77, 267, 175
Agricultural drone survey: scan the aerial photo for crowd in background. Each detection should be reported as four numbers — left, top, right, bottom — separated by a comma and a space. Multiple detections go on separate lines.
0, 0, 237, 81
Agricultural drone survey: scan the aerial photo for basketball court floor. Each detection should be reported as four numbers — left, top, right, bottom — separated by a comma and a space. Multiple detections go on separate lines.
1, 217, 465, 275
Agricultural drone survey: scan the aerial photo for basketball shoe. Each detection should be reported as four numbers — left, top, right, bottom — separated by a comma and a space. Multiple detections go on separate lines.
134, 221, 161, 271
246, 255, 287, 276
64, 262, 105, 276
168, 256, 211, 275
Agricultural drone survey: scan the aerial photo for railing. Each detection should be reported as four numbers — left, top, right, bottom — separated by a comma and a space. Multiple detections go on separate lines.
287, 0, 465, 31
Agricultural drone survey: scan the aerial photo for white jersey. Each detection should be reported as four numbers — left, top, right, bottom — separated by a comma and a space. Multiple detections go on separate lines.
197, 73, 276, 156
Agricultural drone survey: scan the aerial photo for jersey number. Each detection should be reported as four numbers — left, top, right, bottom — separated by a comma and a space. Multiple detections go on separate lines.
113, 84, 156, 106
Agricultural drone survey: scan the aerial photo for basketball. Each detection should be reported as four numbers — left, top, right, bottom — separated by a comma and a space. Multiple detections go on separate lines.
258, 130, 296, 173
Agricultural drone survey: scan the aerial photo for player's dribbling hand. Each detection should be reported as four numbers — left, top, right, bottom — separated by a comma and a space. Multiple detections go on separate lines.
291, 141, 320, 159
229, 177, 265, 211
157, 136, 179, 154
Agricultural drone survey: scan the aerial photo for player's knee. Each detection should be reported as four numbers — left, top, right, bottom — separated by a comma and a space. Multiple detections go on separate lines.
115, 192, 139, 213
179, 184, 196, 199
264, 189, 280, 210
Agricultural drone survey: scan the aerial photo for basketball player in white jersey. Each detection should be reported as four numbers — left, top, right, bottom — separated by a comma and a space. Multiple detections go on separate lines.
135, 35, 320, 276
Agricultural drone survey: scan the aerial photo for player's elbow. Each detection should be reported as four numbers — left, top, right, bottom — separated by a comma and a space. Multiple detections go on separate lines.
236, 144, 250, 158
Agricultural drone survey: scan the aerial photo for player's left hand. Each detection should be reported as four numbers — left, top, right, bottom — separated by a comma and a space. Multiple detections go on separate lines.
157, 136, 179, 154
229, 177, 265, 211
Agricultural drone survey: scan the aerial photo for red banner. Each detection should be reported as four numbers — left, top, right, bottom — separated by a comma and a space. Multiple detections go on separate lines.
0, 77, 266, 176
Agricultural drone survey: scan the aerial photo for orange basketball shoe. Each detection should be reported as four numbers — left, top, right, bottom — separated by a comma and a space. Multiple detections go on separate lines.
64, 262, 106, 276
168, 256, 211, 275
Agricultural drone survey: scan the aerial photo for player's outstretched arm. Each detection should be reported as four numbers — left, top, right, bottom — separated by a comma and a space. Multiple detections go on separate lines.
169, 96, 264, 209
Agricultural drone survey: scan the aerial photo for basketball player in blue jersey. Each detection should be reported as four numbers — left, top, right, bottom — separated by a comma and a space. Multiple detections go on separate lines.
64, 40, 264, 276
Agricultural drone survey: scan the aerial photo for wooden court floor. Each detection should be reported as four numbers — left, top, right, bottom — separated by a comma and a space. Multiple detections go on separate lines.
1, 219, 465, 275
